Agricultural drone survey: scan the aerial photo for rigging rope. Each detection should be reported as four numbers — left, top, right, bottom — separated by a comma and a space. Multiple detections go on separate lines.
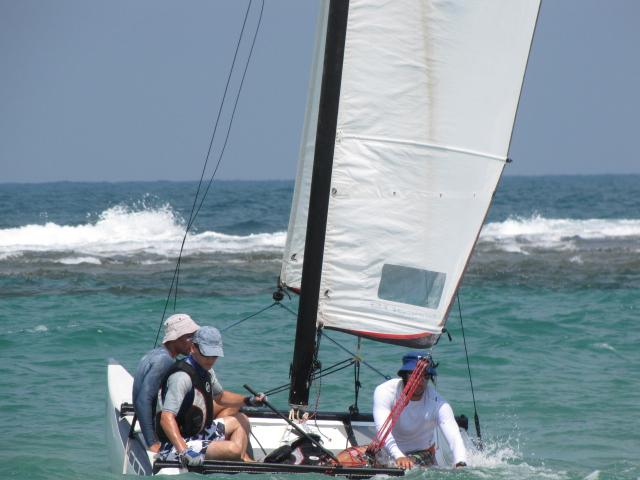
186, 289, 390, 400
221, 302, 278, 332
169, 0, 262, 312
186, 0, 265, 232
457, 291, 483, 450
277, 302, 298, 317
132, 3, 265, 449
263, 358, 355, 397
153, 0, 265, 347
351, 344, 361, 414
279, 303, 391, 380
310, 330, 331, 440
323, 332, 391, 381
366, 358, 429, 455
310, 328, 323, 414
277, 301, 391, 380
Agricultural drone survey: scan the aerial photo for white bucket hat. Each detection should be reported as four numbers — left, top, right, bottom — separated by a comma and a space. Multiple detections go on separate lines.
162, 313, 199, 344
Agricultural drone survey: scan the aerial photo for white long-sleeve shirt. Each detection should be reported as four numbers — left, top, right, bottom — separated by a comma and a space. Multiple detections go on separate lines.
372, 378, 467, 466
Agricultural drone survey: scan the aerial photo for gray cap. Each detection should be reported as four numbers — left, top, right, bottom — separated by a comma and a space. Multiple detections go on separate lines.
193, 326, 224, 357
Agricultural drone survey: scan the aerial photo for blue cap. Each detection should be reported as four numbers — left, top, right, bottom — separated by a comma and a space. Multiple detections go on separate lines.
398, 351, 437, 376
192, 326, 224, 357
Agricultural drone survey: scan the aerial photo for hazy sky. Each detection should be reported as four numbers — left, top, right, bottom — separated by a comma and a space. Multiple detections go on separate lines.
1, 0, 638, 182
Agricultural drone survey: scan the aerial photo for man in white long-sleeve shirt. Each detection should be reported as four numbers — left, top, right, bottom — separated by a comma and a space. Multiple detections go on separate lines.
372, 352, 467, 469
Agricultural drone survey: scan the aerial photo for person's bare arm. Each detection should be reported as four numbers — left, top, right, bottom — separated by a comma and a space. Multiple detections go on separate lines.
160, 411, 187, 453
215, 390, 266, 408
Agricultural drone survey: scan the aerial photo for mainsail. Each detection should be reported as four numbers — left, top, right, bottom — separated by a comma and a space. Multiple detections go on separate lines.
282, 0, 540, 348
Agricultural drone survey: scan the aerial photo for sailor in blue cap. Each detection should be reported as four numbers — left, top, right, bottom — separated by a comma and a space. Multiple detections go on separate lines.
372, 351, 467, 469
154, 326, 266, 467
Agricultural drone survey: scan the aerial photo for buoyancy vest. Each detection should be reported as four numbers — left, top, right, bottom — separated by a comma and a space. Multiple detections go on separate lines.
154, 359, 214, 443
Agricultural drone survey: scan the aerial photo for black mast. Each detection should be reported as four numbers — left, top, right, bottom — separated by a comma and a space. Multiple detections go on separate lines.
289, 0, 350, 408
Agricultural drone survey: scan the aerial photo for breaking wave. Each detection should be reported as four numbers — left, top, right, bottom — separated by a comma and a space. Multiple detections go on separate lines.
1, 208, 638, 262
0, 205, 285, 261
479, 215, 640, 253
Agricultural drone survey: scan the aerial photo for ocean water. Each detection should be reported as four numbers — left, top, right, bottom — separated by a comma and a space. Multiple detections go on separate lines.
0, 176, 638, 480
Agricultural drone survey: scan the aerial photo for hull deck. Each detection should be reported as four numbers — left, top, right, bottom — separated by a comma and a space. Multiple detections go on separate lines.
107, 359, 403, 476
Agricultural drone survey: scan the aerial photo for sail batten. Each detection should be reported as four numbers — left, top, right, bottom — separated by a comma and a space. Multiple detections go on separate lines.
283, 0, 541, 348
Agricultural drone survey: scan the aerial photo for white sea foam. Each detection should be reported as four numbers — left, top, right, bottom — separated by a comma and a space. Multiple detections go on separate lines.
593, 342, 616, 352
0, 205, 286, 259
466, 444, 520, 468
479, 215, 640, 252
0, 251, 23, 261
1, 209, 638, 259
59, 257, 102, 265
457, 438, 569, 480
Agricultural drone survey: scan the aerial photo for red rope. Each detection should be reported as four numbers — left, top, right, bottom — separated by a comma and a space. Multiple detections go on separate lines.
366, 358, 428, 455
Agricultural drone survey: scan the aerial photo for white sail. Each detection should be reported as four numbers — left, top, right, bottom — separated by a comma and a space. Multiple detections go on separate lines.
284, 0, 540, 347
280, 0, 329, 291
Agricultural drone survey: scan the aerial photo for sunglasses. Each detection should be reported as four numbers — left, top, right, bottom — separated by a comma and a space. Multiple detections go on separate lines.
400, 373, 430, 383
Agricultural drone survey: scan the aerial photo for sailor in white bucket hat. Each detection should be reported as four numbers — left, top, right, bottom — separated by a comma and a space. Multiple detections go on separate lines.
132, 314, 200, 453
162, 313, 200, 344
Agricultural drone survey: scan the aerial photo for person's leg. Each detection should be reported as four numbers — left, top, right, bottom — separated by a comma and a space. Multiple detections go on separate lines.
213, 399, 239, 418
204, 416, 248, 461
213, 408, 254, 460
231, 413, 254, 461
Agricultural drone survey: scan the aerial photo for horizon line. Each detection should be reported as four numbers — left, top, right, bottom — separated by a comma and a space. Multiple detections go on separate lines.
2, 172, 640, 185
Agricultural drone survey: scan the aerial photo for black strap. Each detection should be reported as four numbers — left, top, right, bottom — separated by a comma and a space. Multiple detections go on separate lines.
155, 360, 214, 442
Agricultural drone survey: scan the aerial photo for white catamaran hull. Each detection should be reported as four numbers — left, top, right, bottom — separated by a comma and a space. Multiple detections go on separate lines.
107, 359, 170, 475
107, 360, 466, 475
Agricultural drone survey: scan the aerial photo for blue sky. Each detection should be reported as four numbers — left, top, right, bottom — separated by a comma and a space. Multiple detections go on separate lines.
1, 0, 638, 182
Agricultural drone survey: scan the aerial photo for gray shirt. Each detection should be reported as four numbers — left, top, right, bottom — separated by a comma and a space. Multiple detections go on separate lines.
158, 361, 224, 419
132, 346, 174, 447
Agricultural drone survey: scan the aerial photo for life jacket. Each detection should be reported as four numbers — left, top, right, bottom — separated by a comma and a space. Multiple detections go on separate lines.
154, 359, 214, 443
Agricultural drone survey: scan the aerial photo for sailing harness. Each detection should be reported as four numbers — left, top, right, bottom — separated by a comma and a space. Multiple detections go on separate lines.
154, 357, 214, 443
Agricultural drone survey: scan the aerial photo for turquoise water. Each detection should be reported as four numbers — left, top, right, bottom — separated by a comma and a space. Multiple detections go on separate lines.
0, 176, 639, 479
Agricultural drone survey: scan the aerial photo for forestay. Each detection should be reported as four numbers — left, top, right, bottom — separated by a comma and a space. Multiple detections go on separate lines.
281, 0, 540, 347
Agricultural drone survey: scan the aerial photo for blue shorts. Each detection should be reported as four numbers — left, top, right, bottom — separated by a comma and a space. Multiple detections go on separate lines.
158, 419, 225, 461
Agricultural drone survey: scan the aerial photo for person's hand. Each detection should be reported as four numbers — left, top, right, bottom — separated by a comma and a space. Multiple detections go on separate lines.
245, 393, 268, 406
148, 442, 161, 453
178, 448, 204, 467
395, 456, 414, 470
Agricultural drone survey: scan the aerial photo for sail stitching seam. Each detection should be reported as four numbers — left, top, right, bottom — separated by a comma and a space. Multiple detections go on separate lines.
339, 133, 507, 162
